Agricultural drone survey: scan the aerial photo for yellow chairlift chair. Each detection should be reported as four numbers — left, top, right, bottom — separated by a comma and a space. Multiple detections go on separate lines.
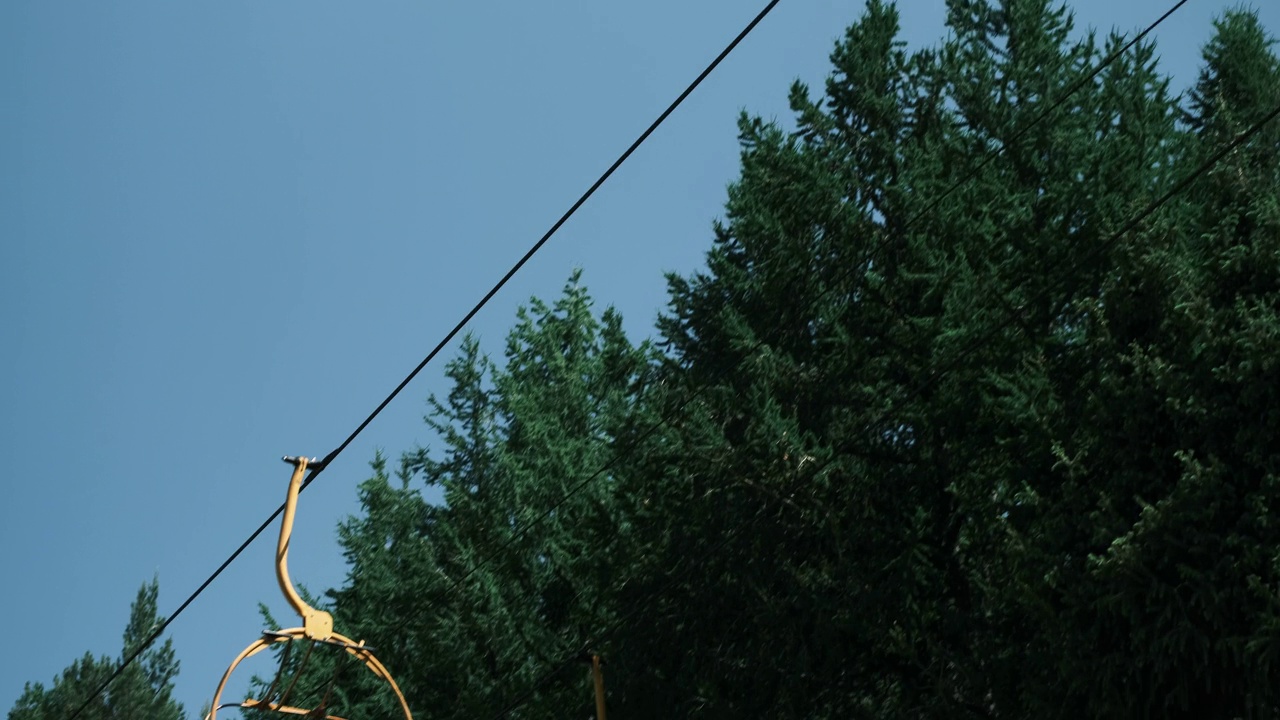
205, 456, 413, 720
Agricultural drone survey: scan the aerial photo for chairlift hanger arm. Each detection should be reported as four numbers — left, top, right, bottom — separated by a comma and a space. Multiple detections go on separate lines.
204, 456, 413, 720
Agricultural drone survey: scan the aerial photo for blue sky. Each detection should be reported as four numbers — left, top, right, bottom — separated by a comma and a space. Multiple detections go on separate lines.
2, 1, 1276, 715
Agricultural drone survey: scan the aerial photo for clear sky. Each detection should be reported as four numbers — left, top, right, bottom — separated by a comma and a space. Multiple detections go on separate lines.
2, 1, 1276, 715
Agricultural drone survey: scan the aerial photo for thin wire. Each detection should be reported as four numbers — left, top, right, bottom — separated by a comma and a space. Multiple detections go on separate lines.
63, 4, 784, 720
376, 1, 1212, 710
65, 2, 1197, 716
896, 0, 1189, 237
434, 3, 1257, 711
310, 0, 783, 478
407, 0, 1192, 636
487, 91, 1280, 720
775, 0, 1191, 354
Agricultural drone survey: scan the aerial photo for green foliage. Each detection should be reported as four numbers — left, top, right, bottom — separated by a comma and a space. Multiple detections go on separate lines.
252, 3, 1280, 718
619, 1, 1280, 718
18, 4, 1280, 719
263, 271, 660, 717
9, 578, 185, 720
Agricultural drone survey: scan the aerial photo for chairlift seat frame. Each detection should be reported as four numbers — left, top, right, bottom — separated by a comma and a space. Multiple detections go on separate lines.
205, 456, 413, 720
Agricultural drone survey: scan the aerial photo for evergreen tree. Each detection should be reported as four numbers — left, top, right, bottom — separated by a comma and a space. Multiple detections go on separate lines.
10, 579, 185, 720
277, 272, 659, 718
615, 1, 1280, 717
257, 3, 1280, 718
1055, 10, 1280, 716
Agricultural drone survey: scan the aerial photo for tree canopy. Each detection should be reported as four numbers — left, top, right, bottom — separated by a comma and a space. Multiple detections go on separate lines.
9, 579, 184, 720
13, 2, 1280, 718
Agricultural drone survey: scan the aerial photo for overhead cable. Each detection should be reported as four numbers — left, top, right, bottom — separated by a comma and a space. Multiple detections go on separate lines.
405, 0, 1194, 653
63, 3, 783, 718
492, 33, 1280, 720
493, 94, 1280, 719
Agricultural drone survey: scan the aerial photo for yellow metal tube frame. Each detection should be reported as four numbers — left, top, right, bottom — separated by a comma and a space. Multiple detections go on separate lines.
205, 456, 413, 720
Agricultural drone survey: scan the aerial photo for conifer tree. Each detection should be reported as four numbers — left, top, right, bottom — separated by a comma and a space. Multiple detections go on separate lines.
9, 579, 185, 720
265, 3, 1280, 718
615, 1, 1280, 717
287, 272, 659, 717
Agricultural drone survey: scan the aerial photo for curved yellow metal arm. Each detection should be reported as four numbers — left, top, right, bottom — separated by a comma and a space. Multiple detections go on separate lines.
278, 457, 334, 641
205, 456, 414, 719
204, 629, 413, 720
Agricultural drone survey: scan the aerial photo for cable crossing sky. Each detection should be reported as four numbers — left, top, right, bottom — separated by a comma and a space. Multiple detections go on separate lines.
64, 2, 784, 718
